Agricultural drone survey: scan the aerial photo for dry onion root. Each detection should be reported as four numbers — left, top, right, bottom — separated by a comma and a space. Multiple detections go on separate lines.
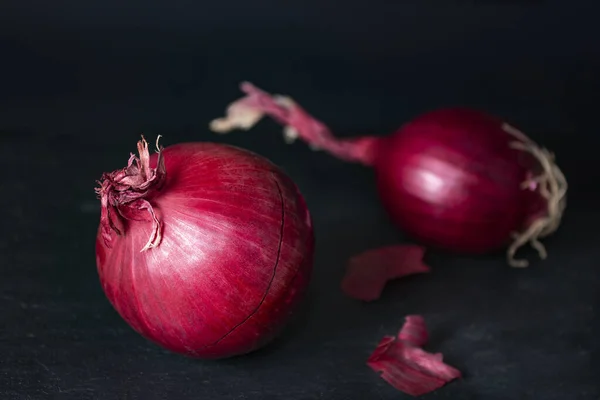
503, 123, 568, 267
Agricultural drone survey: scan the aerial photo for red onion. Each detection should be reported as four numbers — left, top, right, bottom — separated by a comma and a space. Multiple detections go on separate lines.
210, 82, 567, 267
95, 136, 314, 359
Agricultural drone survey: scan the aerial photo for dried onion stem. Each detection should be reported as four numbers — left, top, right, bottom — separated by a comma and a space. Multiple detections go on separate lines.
96, 135, 166, 252
502, 123, 568, 268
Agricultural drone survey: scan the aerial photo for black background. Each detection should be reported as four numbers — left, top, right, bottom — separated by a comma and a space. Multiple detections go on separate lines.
1, 1, 598, 399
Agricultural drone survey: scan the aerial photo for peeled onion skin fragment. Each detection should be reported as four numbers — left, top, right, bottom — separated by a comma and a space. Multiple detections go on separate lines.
341, 245, 431, 302
367, 316, 462, 396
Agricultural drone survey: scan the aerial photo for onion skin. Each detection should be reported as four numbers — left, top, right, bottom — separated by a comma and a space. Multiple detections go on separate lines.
95, 139, 314, 359
341, 245, 431, 302
367, 315, 462, 396
211, 82, 567, 267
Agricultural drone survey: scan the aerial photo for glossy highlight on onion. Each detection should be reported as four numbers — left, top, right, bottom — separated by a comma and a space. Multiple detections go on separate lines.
210, 82, 567, 267
95, 136, 314, 359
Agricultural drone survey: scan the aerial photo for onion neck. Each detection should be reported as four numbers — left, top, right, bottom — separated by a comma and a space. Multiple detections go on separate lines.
209, 81, 379, 166
96, 136, 166, 251
502, 123, 568, 268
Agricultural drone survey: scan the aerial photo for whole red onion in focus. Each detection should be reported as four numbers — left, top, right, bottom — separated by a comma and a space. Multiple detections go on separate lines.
95, 137, 314, 359
210, 82, 567, 267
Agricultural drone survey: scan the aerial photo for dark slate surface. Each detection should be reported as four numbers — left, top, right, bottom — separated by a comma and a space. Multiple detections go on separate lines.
1, 2, 599, 399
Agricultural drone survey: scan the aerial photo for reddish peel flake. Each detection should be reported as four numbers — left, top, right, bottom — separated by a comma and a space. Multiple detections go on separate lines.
367, 316, 462, 397
398, 315, 429, 348
210, 82, 379, 166
341, 245, 430, 302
